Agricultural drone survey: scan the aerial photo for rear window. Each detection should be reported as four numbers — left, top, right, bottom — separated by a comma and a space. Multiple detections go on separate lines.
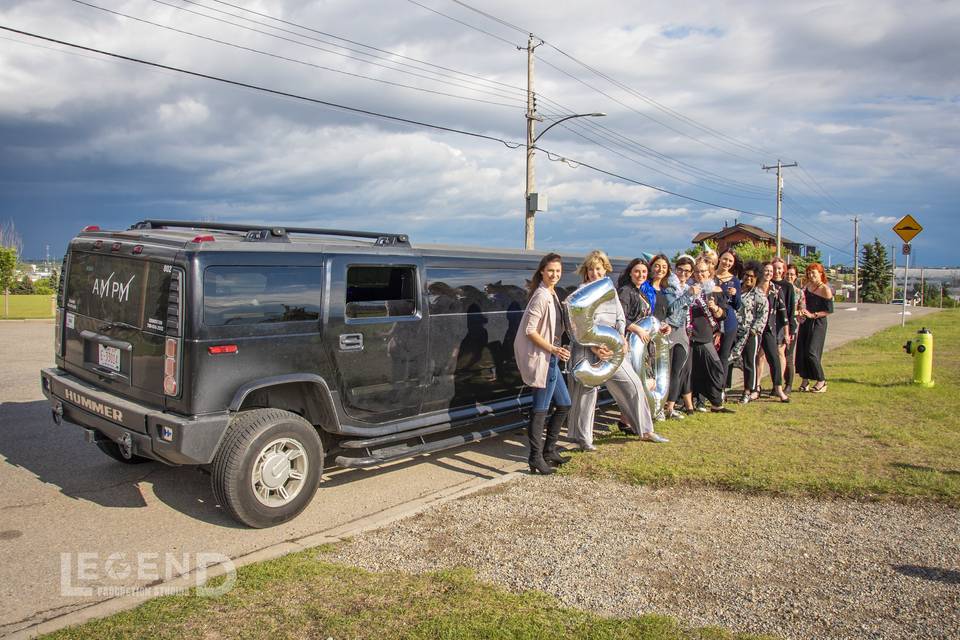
203, 266, 322, 326
65, 253, 171, 330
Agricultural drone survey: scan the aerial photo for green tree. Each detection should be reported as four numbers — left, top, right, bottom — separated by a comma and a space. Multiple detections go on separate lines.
673, 239, 717, 262
730, 240, 775, 265
858, 238, 892, 302
48, 267, 60, 293
11, 274, 35, 294
0, 246, 15, 294
789, 248, 823, 274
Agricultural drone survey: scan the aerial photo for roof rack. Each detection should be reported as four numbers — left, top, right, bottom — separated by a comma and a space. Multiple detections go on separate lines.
128, 220, 410, 246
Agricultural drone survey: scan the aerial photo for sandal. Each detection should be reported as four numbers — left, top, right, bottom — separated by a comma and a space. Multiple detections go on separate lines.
798, 381, 810, 392
811, 382, 827, 393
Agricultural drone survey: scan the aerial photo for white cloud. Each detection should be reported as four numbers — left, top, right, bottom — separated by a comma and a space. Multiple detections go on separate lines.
1, 0, 957, 264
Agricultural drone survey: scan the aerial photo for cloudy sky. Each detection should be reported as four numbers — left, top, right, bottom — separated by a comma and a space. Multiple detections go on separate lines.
1, 0, 957, 265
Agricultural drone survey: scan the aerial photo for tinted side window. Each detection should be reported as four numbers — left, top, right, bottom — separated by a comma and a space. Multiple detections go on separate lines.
427, 268, 529, 315
203, 267, 322, 326
346, 266, 417, 319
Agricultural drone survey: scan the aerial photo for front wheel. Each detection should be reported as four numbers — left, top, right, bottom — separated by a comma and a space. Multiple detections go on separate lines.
211, 409, 324, 528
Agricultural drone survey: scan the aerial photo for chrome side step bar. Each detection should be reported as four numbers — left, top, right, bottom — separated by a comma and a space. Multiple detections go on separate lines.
333, 419, 526, 469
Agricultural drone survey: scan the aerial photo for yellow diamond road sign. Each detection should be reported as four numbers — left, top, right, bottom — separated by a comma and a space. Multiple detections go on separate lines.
893, 214, 922, 243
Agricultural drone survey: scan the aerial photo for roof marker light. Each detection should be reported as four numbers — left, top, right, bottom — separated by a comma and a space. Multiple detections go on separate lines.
192, 235, 215, 243
82, 225, 101, 232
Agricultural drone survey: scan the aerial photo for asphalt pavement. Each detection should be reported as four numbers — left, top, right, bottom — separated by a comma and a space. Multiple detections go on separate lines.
0, 302, 939, 637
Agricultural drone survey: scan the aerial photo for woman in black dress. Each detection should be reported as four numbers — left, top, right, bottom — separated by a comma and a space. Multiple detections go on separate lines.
688, 256, 733, 413
714, 250, 742, 393
796, 262, 834, 393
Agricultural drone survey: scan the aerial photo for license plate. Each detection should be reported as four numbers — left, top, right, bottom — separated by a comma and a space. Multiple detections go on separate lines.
98, 344, 121, 372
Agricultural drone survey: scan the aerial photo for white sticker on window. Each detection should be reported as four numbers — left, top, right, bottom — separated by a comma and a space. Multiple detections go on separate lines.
66, 312, 75, 329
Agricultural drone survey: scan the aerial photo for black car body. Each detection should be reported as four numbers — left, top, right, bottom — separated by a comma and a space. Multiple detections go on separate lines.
41, 220, 597, 527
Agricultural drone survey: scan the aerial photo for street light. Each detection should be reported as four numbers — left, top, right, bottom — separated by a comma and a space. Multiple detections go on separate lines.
524, 112, 606, 250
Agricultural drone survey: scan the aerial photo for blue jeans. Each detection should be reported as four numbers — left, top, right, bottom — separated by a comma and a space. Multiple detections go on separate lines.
531, 355, 572, 412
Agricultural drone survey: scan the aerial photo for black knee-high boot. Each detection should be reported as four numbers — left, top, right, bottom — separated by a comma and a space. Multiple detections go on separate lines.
543, 407, 570, 465
527, 411, 554, 475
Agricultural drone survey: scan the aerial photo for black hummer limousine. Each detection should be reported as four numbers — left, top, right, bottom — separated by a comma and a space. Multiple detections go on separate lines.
41, 220, 591, 527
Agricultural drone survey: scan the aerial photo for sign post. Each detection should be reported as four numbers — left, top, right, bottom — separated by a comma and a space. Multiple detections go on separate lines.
893, 215, 923, 326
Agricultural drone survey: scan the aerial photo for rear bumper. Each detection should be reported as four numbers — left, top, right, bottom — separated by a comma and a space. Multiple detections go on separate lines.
40, 367, 229, 465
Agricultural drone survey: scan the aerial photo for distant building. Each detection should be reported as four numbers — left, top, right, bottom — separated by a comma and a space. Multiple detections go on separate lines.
692, 223, 816, 258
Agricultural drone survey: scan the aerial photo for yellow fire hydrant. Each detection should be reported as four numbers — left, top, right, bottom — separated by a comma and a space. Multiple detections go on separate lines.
902, 327, 935, 388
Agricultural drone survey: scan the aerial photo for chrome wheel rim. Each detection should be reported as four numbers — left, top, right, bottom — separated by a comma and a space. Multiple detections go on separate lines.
251, 437, 308, 507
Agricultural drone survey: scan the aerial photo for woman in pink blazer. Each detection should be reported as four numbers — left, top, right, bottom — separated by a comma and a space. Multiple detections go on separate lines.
514, 253, 572, 475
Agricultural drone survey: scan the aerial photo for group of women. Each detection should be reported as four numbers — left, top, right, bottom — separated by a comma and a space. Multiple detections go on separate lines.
514, 248, 834, 475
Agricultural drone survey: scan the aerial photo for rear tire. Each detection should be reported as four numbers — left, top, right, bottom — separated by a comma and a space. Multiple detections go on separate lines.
96, 439, 151, 464
211, 409, 323, 528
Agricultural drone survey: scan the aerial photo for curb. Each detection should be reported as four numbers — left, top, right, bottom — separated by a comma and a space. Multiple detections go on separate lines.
5, 470, 525, 639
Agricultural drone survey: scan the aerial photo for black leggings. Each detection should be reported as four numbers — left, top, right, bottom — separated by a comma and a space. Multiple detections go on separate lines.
718, 327, 738, 388
760, 328, 783, 387
742, 333, 761, 393
785, 329, 798, 388
668, 343, 690, 403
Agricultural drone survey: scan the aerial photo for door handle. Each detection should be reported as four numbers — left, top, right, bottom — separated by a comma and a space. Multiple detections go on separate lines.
339, 333, 364, 351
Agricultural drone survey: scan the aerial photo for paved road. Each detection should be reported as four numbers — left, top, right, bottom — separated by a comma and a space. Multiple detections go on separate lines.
0, 303, 939, 637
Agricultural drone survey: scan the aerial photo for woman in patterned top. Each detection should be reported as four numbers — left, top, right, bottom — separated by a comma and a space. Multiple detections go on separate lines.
731, 262, 769, 403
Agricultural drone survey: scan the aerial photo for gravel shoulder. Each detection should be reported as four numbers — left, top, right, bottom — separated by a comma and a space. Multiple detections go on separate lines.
325, 475, 960, 640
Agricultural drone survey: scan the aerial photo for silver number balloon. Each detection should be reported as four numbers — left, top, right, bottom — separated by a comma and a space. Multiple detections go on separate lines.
564, 277, 625, 387
627, 316, 670, 417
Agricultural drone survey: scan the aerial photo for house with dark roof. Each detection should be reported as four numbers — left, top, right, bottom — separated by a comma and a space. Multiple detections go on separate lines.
692, 223, 815, 257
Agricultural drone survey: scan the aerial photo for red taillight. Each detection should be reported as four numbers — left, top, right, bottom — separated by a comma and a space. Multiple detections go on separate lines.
111, 242, 122, 252
132, 245, 143, 254
82, 225, 101, 232
164, 338, 179, 397
192, 235, 215, 243
93, 240, 103, 250
208, 344, 238, 355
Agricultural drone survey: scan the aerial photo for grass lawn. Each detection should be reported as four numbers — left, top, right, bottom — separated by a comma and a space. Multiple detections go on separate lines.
2, 293, 54, 318
568, 309, 960, 505
44, 548, 771, 640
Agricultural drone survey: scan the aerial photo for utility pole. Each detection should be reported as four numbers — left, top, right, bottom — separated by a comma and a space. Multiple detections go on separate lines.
919, 267, 925, 306
901, 247, 911, 327
762, 160, 798, 257
852, 216, 860, 304
523, 34, 542, 250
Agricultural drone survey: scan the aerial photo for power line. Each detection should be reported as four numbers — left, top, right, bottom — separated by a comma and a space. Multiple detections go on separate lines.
7, 23, 851, 258
203, 0, 528, 95
534, 144, 776, 221
71, 0, 525, 110
405, 0, 520, 47
539, 112, 771, 201
0, 25, 524, 148
536, 55, 762, 164
156, 0, 528, 102
447, 0, 528, 35
539, 105, 771, 197
437, 0, 775, 161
